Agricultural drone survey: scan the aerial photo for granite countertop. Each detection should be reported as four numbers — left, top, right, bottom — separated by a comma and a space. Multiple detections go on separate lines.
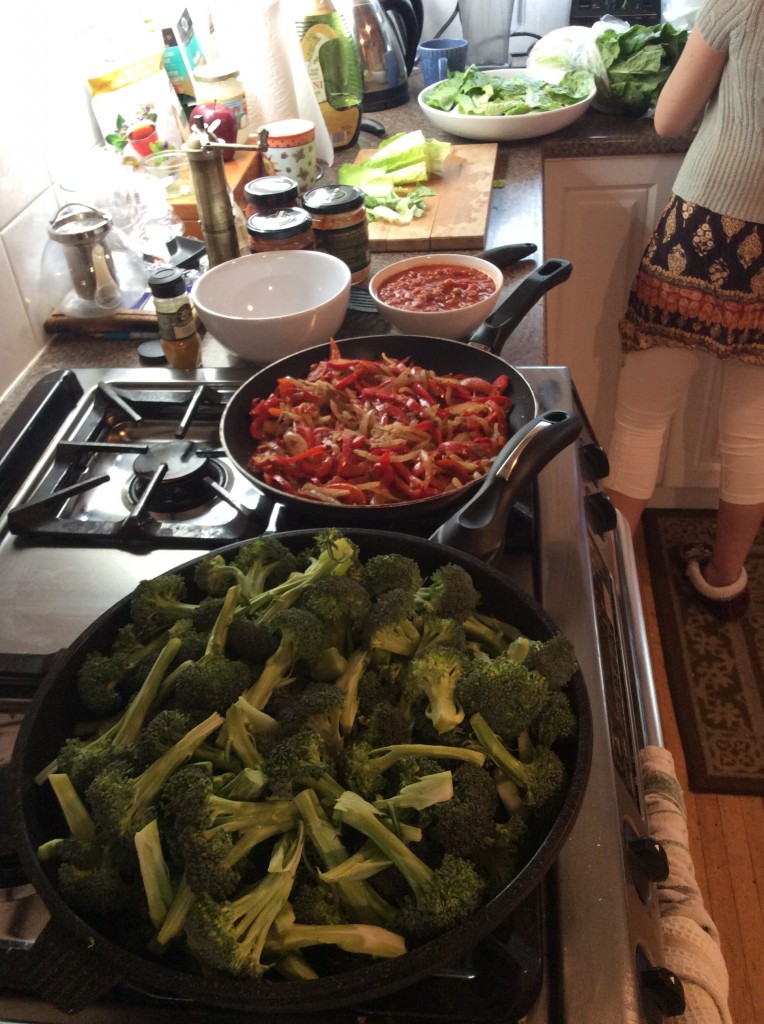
0, 73, 691, 432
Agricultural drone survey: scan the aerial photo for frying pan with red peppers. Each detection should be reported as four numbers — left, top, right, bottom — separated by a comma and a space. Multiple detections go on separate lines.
7, 529, 592, 1015
220, 253, 580, 532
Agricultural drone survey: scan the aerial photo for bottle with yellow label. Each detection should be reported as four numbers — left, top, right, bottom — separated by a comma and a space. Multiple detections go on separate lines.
295, 0, 363, 151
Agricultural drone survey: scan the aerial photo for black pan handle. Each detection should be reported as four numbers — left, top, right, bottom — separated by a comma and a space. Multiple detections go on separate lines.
430, 409, 582, 564
0, 916, 123, 1011
477, 242, 537, 268
466, 258, 573, 355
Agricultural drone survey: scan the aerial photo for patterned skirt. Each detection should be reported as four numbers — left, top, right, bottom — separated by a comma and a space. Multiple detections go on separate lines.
619, 193, 764, 364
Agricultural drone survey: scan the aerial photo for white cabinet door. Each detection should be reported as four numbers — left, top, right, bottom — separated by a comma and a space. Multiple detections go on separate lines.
544, 153, 720, 506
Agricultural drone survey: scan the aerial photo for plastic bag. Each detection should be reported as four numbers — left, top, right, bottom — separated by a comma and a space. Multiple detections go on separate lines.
662, 0, 701, 31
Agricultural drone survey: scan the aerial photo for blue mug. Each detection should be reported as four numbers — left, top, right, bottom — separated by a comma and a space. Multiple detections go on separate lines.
417, 38, 469, 87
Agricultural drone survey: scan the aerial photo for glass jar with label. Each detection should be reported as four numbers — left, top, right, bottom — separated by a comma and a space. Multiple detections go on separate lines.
302, 185, 370, 283
148, 265, 202, 369
243, 176, 300, 219
246, 208, 315, 253
192, 65, 249, 143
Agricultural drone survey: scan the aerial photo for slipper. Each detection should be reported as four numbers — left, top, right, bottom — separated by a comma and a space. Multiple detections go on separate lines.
684, 558, 750, 621
677, 540, 714, 566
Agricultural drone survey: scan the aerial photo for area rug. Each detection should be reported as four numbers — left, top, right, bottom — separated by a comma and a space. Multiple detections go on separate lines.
642, 508, 764, 796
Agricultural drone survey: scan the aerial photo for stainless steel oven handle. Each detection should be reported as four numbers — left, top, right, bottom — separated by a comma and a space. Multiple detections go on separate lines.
613, 510, 664, 748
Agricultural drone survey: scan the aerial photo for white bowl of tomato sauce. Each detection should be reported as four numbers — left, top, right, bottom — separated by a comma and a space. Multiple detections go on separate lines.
368, 253, 504, 340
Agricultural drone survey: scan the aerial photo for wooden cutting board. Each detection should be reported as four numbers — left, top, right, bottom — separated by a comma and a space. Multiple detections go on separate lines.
355, 143, 498, 253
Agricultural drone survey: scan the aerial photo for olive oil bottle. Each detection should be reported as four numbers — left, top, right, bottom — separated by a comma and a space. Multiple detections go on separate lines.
296, 0, 363, 151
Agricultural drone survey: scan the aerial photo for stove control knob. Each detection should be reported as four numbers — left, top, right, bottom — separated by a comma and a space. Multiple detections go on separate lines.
580, 439, 610, 481
584, 489, 618, 535
637, 949, 686, 1019
625, 825, 669, 903
628, 834, 670, 882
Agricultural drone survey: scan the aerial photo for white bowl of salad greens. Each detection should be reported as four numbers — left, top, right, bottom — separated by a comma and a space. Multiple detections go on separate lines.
418, 66, 596, 142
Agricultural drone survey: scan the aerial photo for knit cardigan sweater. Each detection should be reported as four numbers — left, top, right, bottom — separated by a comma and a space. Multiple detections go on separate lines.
672, 0, 764, 224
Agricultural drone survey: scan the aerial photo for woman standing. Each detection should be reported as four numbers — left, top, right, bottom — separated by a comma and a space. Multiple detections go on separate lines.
604, 0, 764, 620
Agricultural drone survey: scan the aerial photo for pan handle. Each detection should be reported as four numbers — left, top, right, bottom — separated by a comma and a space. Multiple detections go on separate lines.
477, 242, 537, 268
466, 258, 573, 355
0, 916, 124, 1012
430, 409, 582, 564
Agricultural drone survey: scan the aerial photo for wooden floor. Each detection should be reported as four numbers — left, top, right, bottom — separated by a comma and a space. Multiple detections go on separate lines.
634, 526, 764, 1024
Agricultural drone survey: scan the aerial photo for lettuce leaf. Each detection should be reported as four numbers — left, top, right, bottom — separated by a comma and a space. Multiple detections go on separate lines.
337, 130, 450, 223
423, 65, 595, 117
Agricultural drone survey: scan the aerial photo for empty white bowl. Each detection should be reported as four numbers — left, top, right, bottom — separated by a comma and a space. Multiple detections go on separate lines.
417, 68, 596, 142
368, 253, 504, 340
191, 250, 351, 363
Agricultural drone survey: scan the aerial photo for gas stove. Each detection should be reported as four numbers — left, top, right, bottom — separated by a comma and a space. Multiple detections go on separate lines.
0, 366, 684, 1022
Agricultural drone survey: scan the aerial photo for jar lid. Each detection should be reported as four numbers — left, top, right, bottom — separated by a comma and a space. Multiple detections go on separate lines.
247, 208, 313, 240
244, 176, 300, 205
302, 185, 364, 215
148, 264, 186, 297
193, 63, 240, 83
48, 204, 112, 245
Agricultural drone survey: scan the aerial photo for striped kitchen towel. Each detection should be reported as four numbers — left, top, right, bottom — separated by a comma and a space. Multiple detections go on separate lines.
640, 745, 732, 1024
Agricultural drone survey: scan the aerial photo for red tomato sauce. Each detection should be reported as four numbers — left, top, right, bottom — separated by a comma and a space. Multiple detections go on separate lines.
377, 264, 496, 312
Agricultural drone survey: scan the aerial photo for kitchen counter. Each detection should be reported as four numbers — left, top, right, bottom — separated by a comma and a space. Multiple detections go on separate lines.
0, 72, 691, 432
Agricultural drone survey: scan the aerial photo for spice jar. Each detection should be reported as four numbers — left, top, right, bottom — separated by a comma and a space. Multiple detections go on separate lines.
148, 265, 202, 369
244, 176, 300, 219
301, 185, 369, 283
246, 208, 315, 253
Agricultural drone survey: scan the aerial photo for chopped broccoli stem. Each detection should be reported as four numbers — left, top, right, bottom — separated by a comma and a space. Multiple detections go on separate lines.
134, 819, 174, 930
47, 773, 96, 841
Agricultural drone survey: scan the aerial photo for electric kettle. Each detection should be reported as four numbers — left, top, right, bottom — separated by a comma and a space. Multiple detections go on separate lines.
344, 0, 423, 111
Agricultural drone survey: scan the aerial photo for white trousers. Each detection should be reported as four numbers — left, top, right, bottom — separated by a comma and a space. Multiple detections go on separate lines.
604, 347, 764, 504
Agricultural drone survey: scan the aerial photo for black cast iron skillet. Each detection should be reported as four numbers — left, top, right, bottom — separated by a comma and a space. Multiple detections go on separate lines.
7, 530, 592, 1015
221, 256, 578, 528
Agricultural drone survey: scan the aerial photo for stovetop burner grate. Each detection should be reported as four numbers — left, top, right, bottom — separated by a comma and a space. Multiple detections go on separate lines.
6, 380, 268, 546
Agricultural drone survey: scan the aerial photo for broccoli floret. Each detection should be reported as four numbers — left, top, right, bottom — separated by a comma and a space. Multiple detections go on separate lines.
362, 588, 421, 658
133, 710, 193, 768
226, 614, 279, 667
455, 655, 548, 742
86, 712, 223, 842
530, 690, 578, 749
426, 762, 499, 858
522, 634, 579, 689
56, 835, 137, 915
342, 742, 486, 801
416, 614, 467, 654
356, 668, 386, 717
268, 911, 406, 960
362, 701, 412, 749
294, 787, 395, 928
299, 575, 372, 656
172, 654, 252, 718
244, 607, 327, 711
247, 531, 359, 623
194, 537, 299, 600
400, 645, 468, 735
184, 828, 304, 979
415, 564, 480, 622
159, 764, 297, 901
275, 682, 346, 755
167, 618, 208, 663
473, 814, 531, 895
76, 625, 170, 717
333, 791, 485, 941
292, 879, 348, 925
464, 611, 521, 657
75, 644, 159, 718
360, 553, 423, 597
470, 713, 567, 810
388, 754, 445, 791
39, 636, 183, 788
130, 574, 201, 640
41, 774, 138, 916
263, 730, 334, 799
